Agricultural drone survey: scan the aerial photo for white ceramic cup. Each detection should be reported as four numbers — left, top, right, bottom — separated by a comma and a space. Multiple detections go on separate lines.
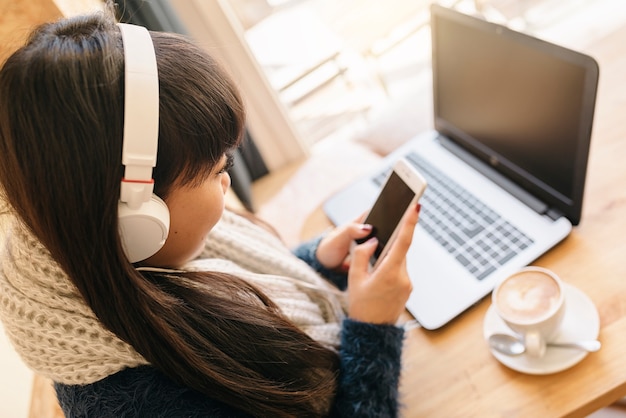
492, 266, 566, 357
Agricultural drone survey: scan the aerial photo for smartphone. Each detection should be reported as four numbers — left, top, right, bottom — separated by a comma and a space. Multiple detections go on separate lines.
356, 158, 427, 268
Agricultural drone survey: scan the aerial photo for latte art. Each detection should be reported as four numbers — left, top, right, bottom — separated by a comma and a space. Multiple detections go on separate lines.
495, 271, 561, 323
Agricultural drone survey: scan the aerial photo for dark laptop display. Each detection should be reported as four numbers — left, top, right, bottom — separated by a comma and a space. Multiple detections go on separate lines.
431, 4, 599, 224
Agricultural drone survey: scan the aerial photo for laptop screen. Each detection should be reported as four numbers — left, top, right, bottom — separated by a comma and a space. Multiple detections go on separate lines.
430, 5, 599, 225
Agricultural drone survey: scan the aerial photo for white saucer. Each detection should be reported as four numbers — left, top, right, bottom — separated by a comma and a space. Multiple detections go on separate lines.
483, 283, 600, 375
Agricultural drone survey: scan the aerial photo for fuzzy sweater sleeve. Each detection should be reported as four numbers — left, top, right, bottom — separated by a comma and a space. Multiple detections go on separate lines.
292, 235, 348, 290
332, 318, 405, 418
296, 236, 406, 417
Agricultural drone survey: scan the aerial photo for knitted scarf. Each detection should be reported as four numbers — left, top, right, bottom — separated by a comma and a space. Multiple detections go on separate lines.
0, 204, 346, 385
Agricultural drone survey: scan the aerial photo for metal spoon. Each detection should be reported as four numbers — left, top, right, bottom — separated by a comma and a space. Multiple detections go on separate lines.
488, 333, 601, 356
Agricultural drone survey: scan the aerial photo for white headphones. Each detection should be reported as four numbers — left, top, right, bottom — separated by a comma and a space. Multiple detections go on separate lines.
117, 23, 170, 263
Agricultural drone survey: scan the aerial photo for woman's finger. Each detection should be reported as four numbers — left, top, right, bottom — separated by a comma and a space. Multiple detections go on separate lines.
348, 237, 377, 282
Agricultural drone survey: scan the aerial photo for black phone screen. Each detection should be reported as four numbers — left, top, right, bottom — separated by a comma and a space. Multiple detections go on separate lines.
358, 171, 416, 261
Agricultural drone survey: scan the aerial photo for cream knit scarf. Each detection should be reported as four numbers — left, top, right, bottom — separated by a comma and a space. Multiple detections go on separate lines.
0, 203, 346, 385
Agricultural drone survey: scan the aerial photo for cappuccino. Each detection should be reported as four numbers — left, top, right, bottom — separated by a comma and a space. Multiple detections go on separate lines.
495, 270, 561, 323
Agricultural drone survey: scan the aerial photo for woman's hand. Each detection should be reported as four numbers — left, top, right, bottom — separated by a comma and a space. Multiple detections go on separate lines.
315, 214, 372, 272
347, 203, 421, 325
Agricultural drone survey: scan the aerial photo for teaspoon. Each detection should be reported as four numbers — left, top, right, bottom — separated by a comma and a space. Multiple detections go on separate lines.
488, 333, 601, 356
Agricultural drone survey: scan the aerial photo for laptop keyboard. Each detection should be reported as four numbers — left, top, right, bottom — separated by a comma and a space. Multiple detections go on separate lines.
373, 152, 534, 280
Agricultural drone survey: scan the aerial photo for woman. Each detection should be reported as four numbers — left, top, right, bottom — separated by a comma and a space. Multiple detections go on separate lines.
0, 4, 420, 417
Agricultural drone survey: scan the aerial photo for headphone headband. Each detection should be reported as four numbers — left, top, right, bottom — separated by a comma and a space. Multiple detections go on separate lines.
117, 23, 169, 263
118, 23, 159, 210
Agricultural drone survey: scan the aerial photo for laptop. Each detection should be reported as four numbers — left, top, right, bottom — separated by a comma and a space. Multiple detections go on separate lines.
323, 4, 599, 330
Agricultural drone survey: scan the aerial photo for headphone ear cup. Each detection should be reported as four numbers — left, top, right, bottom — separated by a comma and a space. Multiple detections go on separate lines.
118, 194, 170, 263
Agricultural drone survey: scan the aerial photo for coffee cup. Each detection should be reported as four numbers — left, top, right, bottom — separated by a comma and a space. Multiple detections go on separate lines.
492, 266, 566, 357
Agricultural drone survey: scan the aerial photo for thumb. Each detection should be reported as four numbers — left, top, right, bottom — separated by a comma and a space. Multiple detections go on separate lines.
350, 237, 378, 279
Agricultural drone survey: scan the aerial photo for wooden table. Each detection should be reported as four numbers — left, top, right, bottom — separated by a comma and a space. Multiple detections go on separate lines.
300, 21, 626, 418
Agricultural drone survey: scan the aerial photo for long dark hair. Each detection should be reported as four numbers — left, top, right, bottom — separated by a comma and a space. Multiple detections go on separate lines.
0, 7, 338, 417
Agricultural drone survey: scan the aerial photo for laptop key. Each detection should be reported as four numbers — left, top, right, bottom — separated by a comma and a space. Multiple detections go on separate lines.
407, 151, 534, 281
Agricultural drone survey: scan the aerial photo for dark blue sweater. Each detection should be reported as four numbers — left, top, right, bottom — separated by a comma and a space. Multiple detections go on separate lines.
55, 237, 405, 417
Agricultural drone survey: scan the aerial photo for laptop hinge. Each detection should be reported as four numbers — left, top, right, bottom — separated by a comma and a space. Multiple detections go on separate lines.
437, 135, 550, 216
545, 207, 564, 221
